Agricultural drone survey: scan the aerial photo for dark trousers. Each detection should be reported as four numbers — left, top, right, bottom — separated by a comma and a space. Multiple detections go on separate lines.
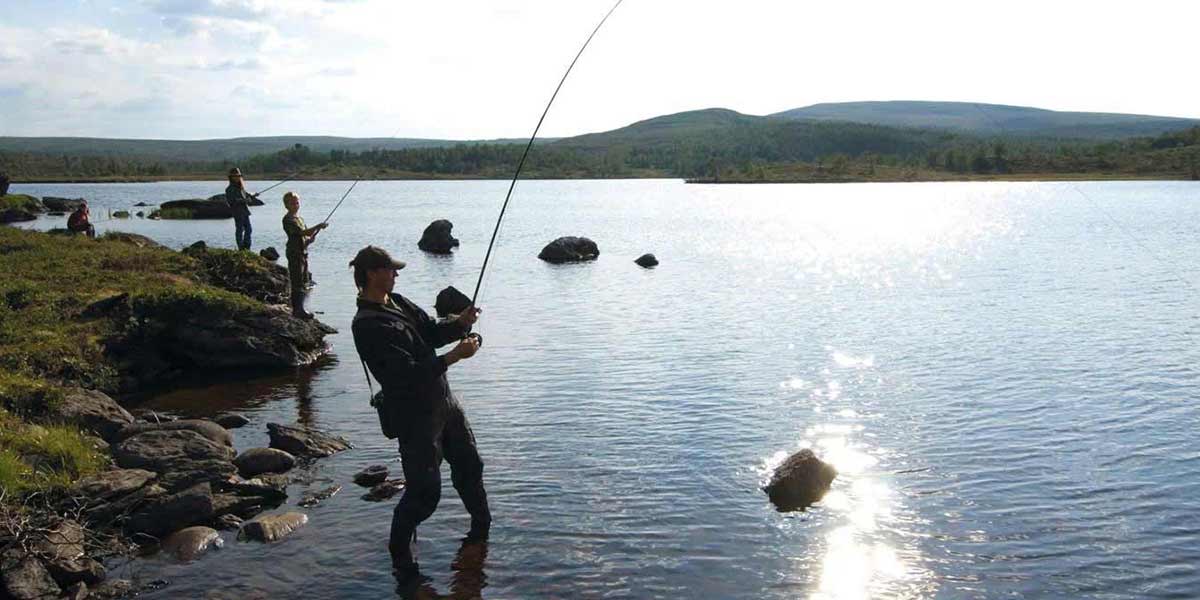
233, 211, 252, 250
390, 401, 491, 570
287, 254, 308, 315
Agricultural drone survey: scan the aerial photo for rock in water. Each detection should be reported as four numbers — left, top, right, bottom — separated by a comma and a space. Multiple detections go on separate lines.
259, 247, 280, 261
538, 236, 599, 263
215, 414, 250, 429
233, 448, 297, 477
125, 482, 216, 538
267, 423, 351, 458
763, 449, 837, 512
298, 485, 341, 508
352, 465, 389, 487
115, 419, 233, 448
434, 286, 472, 318
635, 253, 659, 268
417, 219, 460, 254
238, 512, 308, 543
41, 197, 85, 211
112, 429, 236, 492
159, 198, 232, 219
361, 479, 405, 502
161, 527, 223, 562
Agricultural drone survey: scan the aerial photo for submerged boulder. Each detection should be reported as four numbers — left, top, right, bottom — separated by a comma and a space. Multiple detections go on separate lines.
161, 526, 223, 562
233, 448, 296, 478
159, 198, 232, 219
417, 219, 460, 254
215, 414, 250, 429
361, 479, 405, 502
352, 465, 389, 487
239, 512, 308, 543
41, 197, 84, 212
763, 449, 837, 512
267, 423, 351, 458
635, 253, 659, 268
538, 236, 599, 263
434, 286, 472, 319
298, 485, 341, 508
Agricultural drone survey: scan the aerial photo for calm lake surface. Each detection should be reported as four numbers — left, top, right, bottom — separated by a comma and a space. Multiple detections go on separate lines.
12, 179, 1200, 599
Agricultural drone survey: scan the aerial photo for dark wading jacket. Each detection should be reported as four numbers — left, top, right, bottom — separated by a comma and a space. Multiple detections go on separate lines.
225, 183, 252, 217
352, 293, 470, 422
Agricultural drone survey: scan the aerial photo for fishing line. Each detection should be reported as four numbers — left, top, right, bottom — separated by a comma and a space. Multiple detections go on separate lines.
251, 171, 302, 197
470, 0, 626, 305
968, 102, 1199, 292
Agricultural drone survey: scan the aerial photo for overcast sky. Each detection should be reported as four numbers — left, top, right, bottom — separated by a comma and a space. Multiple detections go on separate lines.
1, 0, 1197, 140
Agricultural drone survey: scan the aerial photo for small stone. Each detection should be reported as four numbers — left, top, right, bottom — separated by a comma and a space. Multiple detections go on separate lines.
211, 514, 243, 531
361, 479, 405, 502
259, 247, 280, 261
298, 485, 341, 508
763, 448, 837, 512
266, 423, 351, 458
635, 253, 659, 268
238, 512, 308, 543
538, 236, 599, 263
352, 465, 389, 487
215, 414, 250, 429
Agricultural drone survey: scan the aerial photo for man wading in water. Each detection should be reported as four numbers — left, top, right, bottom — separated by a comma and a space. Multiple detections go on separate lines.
224, 167, 256, 250
349, 246, 491, 584
281, 192, 327, 319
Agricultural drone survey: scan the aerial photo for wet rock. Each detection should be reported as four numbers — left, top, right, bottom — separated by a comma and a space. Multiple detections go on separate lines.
74, 468, 156, 503
112, 210, 130, 219
206, 192, 263, 207
136, 211, 145, 218
133, 202, 152, 207
361, 479, 405, 502
259, 247, 280, 261
298, 485, 341, 508
418, 219, 460, 254
50, 388, 135, 442
0, 208, 38, 223
100, 232, 165, 250
238, 512, 308, 543
43, 556, 105, 589
161, 526, 223, 562
81, 293, 131, 319
41, 197, 85, 211
116, 419, 233, 448
635, 253, 659, 268
215, 413, 250, 429
763, 449, 837, 512
434, 286, 472, 319
211, 514, 243, 531
112, 429, 236, 492
126, 482, 215, 538
223, 473, 290, 501
1, 550, 61, 600
63, 582, 88, 600
89, 579, 133, 599
538, 236, 599, 263
352, 465, 389, 487
159, 198, 233, 219
233, 448, 296, 477
84, 483, 166, 526
267, 422, 351, 458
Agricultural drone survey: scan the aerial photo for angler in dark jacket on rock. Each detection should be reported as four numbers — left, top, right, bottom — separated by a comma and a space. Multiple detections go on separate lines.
349, 245, 490, 583
225, 167, 256, 250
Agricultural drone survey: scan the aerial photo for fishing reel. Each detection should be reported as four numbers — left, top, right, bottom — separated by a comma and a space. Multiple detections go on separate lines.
465, 332, 483, 348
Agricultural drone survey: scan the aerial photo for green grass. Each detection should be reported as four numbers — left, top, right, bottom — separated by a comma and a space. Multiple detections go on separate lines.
0, 194, 42, 212
0, 408, 106, 493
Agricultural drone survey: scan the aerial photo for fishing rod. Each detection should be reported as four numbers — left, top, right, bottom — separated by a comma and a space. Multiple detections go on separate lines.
470, 0, 626, 305
251, 171, 303, 197
321, 174, 362, 225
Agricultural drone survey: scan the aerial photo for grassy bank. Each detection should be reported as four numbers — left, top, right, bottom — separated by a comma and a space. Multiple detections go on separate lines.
0, 194, 43, 211
0, 227, 264, 495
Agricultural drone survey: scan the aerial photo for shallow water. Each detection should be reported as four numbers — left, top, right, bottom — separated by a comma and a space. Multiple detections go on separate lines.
12, 179, 1200, 598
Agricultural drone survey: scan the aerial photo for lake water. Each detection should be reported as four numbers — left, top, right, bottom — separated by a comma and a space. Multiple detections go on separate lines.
12, 179, 1200, 599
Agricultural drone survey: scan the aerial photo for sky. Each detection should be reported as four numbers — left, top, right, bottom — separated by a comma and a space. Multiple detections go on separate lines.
1, 0, 1197, 140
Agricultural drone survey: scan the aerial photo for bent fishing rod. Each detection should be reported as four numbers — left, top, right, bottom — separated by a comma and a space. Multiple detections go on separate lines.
470, 0, 626, 306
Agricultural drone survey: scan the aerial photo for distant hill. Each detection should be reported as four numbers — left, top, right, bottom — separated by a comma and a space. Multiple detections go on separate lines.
556, 108, 763, 149
0, 135, 537, 162
771, 101, 1200, 140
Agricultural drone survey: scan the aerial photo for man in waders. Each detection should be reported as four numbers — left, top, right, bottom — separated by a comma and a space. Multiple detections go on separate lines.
281, 192, 327, 319
224, 167, 256, 250
349, 246, 491, 584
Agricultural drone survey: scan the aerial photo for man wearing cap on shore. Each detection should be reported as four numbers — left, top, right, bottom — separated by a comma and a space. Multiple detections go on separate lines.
225, 167, 257, 250
281, 191, 328, 319
349, 246, 491, 584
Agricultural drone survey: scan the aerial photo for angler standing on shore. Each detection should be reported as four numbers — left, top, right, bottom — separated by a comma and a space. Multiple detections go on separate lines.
349, 246, 491, 584
281, 191, 327, 319
225, 167, 256, 250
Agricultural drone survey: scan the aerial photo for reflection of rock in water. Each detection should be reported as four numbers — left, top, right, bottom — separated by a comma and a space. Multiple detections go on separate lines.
764, 448, 837, 512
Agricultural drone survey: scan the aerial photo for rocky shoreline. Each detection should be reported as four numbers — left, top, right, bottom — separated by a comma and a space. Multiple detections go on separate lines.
0, 225, 355, 599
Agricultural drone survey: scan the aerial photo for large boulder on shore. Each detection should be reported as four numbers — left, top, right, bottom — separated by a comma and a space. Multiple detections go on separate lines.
418, 219, 460, 254
763, 449, 837, 512
74, 469, 157, 503
41, 197, 84, 211
158, 198, 232, 219
538, 236, 599, 263
115, 419, 232, 448
233, 448, 296, 477
267, 423, 351, 458
161, 526, 223, 562
125, 482, 215, 538
206, 193, 264, 207
182, 243, 291, 305
50, 388, 136, 442
112, 429, 236, 492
